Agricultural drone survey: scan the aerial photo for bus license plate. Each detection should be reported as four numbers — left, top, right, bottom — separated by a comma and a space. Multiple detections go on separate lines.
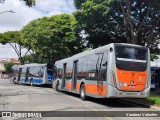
125, 92, 137, 96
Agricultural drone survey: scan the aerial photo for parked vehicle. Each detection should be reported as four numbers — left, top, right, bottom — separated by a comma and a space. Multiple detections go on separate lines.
11, 63, 54, 86
53, 43, 151, 100
151, 67, 160, 91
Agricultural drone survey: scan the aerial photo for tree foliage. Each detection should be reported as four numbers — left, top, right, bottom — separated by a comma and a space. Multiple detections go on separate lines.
0, 31, 25, 64
21, 14, 82, 64
0, 14, 83, 64
4, 62, 14, 74
73, 0, 160, 55
22, 0, 35, 7
111, 0, 160, 53
22, 54, 34, 64
0, 0, 4, 3
0, 0, 35, 6
74, 0, 118, 48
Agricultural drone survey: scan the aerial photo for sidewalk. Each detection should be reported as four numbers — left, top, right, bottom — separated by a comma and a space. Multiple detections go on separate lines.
124, 91, 160, 111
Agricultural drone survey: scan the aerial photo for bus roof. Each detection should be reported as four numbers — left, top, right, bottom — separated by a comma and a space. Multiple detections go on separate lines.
17, 63, 47, 68
56, 43, 146, 64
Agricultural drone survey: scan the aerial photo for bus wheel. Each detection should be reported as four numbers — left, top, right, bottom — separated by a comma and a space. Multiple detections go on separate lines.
30, 79, 33, 86
56, 82, 61, 92
80, 84, 87, 100
52, 81, 54, 89
13, 77, 16, 84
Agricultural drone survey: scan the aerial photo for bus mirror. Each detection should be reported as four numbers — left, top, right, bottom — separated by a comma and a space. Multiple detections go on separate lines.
110, 47, 113, 52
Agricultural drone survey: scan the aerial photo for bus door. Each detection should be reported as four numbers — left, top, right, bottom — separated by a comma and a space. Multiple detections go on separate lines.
18, 68, 22, 82
96, 52, 108, 95
96, 53, 104, 94
62, 63, 67, 88
25, 68, 30, 83
72, 60, 78, 91
47, 64, 54, 83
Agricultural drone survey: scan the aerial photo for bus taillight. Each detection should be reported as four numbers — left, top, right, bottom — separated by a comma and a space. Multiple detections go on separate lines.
146, 75, 150, 88
111, 72, 117, 87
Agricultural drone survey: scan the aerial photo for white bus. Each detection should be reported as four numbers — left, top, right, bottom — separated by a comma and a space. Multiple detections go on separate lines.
53, 43, 150, 100
12, 63, 54, 86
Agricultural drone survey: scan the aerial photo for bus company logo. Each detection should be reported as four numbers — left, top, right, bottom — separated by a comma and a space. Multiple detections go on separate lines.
130, 80, 134, 85
120, 82, 124, 86
124, 83, 127, 87
120, 82, 127, 87
2, 112, 11, 117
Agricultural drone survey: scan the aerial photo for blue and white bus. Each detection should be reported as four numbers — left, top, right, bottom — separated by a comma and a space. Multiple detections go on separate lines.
13, 63, 54, 86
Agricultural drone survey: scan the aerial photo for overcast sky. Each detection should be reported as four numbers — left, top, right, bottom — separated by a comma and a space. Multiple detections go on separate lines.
0, 0, 76, 59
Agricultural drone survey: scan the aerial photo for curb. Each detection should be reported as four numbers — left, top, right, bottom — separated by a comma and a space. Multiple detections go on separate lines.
122, 99, 160, 111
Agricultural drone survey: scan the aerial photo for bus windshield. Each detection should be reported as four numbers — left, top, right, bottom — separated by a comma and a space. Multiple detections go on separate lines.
115, 46, 147, 62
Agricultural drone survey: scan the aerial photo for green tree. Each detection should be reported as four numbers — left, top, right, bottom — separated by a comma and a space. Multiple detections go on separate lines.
73, 0, 122, 48
4, 62, 14, 74
22, 54, 34, 64
73, 0, 160, 55
111, 0, 160, 51
22, 0, 35, 7
0, 0, 4, 3
0, 31, 25, 64
0, 0, 35, 7
0, 31, 33, 64
21, 14, 82, 63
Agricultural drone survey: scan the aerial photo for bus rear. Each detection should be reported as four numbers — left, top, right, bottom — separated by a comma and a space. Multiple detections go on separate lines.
108, 44, 150, 98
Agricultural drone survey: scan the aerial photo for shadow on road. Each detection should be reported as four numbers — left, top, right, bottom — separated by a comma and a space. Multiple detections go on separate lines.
62, 91, 150, 109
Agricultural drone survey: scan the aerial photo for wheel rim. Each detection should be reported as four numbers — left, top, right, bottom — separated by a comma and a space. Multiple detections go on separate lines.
56, 83, 60, 91
81, 87, 85, 98
58, 84, 60, 91
52, 82, 54, 88
30, 81, 33, 86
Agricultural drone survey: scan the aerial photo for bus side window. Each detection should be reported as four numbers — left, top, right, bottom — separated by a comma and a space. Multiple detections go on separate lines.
38, 66, 44, 77
66, 61, 73, 79
100, 52, 108, 81
55, 64, 63, 79
77, 57, 88, 80
87, 54, 99, 79
53, 66, 57, 77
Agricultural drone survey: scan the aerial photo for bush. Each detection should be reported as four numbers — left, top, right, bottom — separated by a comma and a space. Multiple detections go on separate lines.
4, 62, 14, 74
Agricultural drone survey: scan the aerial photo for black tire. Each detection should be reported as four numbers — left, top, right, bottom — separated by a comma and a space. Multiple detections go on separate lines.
30, 79, 33, 86
52, 80, 54, 89
56, 82, 61, 92
80, 84, 87, 100
13, 77, 16, 84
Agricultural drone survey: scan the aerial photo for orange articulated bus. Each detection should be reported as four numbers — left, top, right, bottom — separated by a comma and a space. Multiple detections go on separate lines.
53, 43, 151, 100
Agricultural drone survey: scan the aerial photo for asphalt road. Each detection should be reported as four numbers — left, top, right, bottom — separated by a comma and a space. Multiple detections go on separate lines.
0, 79, 159, 120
